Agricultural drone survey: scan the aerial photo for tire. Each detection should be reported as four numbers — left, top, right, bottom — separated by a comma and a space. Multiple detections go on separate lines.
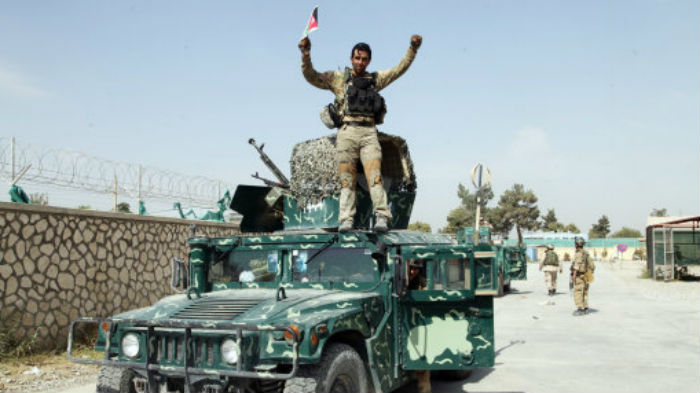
497, 272, 504, 297
96, 366, 136, 393
284, 343, 369, 393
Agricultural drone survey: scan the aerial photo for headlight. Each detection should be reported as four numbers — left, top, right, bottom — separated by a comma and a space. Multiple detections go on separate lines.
121, 333, 140, 359
220, 338, 238, 364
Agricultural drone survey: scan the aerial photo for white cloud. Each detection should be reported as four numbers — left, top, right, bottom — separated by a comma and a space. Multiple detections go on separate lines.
0, 64, 50, 99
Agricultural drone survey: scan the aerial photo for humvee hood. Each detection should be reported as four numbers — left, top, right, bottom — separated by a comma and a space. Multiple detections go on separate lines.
110, 288, 378, 325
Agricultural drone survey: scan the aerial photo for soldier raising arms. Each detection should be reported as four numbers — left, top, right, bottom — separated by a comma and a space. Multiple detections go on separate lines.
298, 34, 422, 232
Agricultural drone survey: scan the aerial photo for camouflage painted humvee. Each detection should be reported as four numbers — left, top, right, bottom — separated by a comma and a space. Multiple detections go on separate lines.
457, 227, 527, 296
68, 134, 496, 393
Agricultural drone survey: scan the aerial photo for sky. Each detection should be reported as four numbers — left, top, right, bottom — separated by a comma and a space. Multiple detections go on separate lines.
0, 1, 698, 233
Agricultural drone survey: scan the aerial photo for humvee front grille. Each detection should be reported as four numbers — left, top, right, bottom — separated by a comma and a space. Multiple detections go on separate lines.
155, 334, 215, 366
172, 298, 263, 320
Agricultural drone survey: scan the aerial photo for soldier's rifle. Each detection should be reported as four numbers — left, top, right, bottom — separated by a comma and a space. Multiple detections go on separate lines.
249, 138, 290, 188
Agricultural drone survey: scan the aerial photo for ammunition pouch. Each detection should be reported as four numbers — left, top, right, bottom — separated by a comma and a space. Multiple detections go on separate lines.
344, 71, 387, 124
320, 103, 342, 129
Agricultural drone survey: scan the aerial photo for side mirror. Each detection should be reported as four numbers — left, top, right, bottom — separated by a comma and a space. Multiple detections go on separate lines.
171, 258, 188, 293
393, 255, 406, 296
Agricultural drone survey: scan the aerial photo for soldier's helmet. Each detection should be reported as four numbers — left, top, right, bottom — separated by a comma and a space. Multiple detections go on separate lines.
547, 244, 555, 250
574, 237, 586, 247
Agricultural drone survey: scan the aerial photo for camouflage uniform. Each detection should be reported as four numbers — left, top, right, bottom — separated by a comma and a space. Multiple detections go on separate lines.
571, 247, 594, 313
300, 45, 418, 224
539, 248, 561, 294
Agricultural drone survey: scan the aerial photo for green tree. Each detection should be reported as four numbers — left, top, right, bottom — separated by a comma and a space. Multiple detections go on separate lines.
650, 208, 667, 217
442, 184, 494, 233
116, 202, 131, 213
611, 227, 642, 238
77, 205, 92, 210
564, 223, 580, 233
488, 184, 540, 245
588, 215, 611, 238
541, 209, 566, 232
408, 221, 432, 233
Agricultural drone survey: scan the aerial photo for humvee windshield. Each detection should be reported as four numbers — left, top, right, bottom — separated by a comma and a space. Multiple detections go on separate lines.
292, 248, 376, 283
209, 249, 279, 283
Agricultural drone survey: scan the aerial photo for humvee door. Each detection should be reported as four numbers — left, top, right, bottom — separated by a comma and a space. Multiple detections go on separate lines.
399, 245, 495, 370
504, 246, 527, 280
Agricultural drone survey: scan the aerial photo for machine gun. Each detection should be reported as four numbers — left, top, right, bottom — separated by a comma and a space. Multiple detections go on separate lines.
249, 138, 290, 189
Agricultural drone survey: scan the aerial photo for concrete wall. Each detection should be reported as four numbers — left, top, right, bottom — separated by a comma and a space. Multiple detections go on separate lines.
0, 202, 239, 347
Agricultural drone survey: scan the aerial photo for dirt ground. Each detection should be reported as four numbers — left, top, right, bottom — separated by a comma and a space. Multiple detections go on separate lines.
5, 259, 699, 393
0, 350, 99, 393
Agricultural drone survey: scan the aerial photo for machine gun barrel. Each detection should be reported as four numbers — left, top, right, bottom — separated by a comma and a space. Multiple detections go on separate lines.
249, 138, 290, 186
251, 172, 289, 189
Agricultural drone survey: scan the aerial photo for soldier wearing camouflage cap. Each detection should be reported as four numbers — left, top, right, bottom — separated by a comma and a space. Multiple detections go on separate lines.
539, 244, 562, 295
298, 34, 422, 233
571, 237, 595, 316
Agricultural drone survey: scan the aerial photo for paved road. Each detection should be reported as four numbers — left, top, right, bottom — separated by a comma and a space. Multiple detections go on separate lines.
52, 261, 699, 393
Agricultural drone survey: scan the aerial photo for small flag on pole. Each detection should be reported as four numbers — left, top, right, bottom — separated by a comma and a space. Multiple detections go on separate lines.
301, 6, 319, 38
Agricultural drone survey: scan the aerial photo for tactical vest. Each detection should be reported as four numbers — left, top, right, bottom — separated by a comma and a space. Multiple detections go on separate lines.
343, 68, 386, 123
543, 251, 558, 266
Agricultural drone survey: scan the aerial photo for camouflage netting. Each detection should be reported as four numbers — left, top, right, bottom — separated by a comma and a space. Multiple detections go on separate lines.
289, 131, 417, 207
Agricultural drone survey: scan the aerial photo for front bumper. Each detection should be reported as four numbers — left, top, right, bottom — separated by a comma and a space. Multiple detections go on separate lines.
67, 317, 299, 387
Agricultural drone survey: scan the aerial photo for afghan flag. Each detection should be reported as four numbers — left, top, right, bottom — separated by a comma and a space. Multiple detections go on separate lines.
301, 6, 319, 38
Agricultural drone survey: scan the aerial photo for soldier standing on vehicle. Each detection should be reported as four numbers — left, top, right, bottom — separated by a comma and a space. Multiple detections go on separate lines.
539, 244, 562, 295
298, 34, 422, 233
407, 260, 432, 393
571, 237, 595, 316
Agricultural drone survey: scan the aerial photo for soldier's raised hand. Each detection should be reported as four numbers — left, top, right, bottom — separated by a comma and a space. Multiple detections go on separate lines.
410, 34, 422, 50
298, 37, 311, 51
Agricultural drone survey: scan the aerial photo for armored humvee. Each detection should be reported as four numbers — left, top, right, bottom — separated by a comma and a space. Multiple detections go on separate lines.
68, 134, 496, 393
457, 227, 527, 296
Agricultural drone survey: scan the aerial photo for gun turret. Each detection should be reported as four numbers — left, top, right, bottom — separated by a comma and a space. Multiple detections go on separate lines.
249, 138, 290, 188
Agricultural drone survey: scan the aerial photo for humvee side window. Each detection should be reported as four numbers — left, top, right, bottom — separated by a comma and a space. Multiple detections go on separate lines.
445, 258, 470, 290
209, 250, 279, 283
292, 248, 375, 283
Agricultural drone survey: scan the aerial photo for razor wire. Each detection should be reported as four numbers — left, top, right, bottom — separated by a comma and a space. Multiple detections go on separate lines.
0, 137, 234, 208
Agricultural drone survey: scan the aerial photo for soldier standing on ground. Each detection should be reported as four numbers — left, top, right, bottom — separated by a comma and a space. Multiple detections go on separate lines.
298, 34, 422, 232
571, 237, 595, 316
539, 244, 562, 295
407, 260, 431, 393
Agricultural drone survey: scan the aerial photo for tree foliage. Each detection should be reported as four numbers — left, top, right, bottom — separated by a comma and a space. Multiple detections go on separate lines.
564, 223, 580, 233
408, 221, 432, 233
588, 215, 611, 238
650, 208, 667, 217
541, 209, 566, 232
488, 184, 540, 245
116, 202, 131, 213
611, 227, 642, 238
442, 184, 494, 233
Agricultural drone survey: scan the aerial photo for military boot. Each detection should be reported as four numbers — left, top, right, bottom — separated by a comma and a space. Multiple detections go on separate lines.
374, 215, 389, 233
338, 219, 353, 233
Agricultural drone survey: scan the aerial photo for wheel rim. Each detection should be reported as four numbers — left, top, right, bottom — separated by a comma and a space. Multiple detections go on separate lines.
329, 374, 356, 393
